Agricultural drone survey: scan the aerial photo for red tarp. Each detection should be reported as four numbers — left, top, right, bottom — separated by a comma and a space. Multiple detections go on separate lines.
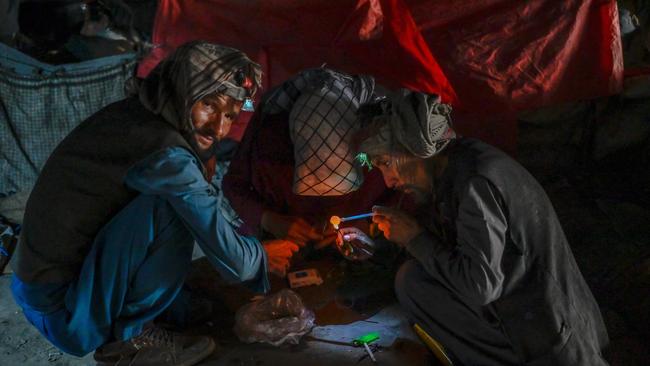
139, 0, 623, 152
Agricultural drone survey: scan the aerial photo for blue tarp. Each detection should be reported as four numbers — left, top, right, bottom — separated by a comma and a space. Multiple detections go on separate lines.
0, 43, 136, 197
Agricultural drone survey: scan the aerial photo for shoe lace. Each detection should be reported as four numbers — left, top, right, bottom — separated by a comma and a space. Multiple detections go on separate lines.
131, 326, 175, 350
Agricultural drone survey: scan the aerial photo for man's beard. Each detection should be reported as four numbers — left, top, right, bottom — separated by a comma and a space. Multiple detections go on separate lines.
186, 131, 216, 162
399, 184, 432, 207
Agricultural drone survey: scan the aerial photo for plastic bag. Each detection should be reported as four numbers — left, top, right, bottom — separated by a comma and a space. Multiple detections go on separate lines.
233, 289, 315, 346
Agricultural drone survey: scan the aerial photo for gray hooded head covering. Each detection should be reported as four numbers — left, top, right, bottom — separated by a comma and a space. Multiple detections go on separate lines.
358, 89, 455, 159
263, 68, 376, 196
137, 41, 262, 133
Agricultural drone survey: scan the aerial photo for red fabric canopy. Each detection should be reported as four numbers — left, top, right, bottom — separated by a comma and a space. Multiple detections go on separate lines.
139, 0, 622, 152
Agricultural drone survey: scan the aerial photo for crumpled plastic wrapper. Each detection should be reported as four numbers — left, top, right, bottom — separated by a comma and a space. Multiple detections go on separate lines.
233, 289, 315, 346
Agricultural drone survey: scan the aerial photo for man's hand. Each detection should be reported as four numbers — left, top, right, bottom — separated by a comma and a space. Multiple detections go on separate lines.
262, 240, 300, 277
372, 205, 423, 246
314, 218, 372, 250
314, 234, 337, 250
261, 211, 323, 246
335, 227, 375, 261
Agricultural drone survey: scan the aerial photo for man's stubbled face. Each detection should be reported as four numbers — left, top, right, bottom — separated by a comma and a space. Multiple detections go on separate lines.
189, 93, 242, 160
371, 152, 433, 205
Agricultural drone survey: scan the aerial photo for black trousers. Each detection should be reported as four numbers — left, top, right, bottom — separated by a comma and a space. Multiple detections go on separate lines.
395, 259, 521, 366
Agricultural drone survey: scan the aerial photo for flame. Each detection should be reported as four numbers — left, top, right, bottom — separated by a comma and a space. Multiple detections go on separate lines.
330, 215, 341, 230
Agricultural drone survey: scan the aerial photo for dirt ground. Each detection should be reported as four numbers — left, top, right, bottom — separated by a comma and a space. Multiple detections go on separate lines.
0, 251, 432, 366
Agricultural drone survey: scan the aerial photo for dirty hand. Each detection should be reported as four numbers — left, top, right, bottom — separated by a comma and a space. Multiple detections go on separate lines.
262, 240, 300, 277
315, 217, 373, 250
372, 205, 423, 246
335, 227, 374, 248
335, 227, 375, 261
313, 233, 337, 250
261, 211, 323, 246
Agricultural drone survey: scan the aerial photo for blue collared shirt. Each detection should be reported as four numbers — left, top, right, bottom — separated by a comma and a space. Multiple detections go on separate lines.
125, 146, 270, 293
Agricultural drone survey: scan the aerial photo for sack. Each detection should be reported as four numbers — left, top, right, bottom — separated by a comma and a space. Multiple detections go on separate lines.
0, 43, 136, 196
233, 289, 315, 346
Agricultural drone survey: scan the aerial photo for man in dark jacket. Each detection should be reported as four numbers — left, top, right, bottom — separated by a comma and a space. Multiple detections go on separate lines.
10, 41, 298, 366
349, 90, 609, 365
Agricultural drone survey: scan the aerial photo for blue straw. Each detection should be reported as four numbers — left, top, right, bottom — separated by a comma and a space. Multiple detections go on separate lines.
340, 212, 374, 222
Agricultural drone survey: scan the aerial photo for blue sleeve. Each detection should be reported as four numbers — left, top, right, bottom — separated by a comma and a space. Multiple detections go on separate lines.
406, 176, 506, 306
124, 147, 270, 293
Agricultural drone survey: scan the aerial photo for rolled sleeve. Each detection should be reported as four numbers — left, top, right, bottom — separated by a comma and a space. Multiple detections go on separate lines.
125, 147, 270, 293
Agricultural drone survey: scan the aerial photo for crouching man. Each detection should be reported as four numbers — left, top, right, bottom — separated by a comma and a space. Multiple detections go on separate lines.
352, 90, 609, 365
10, 41, 298, 366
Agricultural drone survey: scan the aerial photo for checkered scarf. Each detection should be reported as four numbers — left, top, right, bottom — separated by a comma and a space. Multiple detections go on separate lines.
358, 89, 455, 159
137, 41, 262, 133
263, 68, 376, 196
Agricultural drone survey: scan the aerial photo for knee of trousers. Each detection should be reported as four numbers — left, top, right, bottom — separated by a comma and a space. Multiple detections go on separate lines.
124, 194, 194, 252
395, 259, 429, 307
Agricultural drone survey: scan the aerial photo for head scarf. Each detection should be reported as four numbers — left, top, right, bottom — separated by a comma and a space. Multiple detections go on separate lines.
136, 41, 262, 133
358, 89, 455, 159
262, 68, 376, 196
261, 68, 375, 196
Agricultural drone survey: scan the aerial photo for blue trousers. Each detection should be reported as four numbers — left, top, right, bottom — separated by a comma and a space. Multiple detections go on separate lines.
12, 194, 194, 356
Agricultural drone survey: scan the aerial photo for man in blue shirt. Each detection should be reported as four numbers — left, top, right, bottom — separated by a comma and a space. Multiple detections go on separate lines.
11, 41, 298, 366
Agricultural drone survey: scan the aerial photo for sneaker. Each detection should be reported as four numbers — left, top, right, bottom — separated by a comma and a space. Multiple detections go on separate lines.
94, 326, 216, 366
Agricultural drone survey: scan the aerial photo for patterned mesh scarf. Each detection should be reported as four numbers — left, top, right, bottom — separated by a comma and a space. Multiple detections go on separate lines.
358, 89, 455, 160
136, 41, 262, 133
262, 68, 376, 196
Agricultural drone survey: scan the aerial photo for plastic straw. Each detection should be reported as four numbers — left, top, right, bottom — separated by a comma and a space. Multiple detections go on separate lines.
340, 212, 374, 222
